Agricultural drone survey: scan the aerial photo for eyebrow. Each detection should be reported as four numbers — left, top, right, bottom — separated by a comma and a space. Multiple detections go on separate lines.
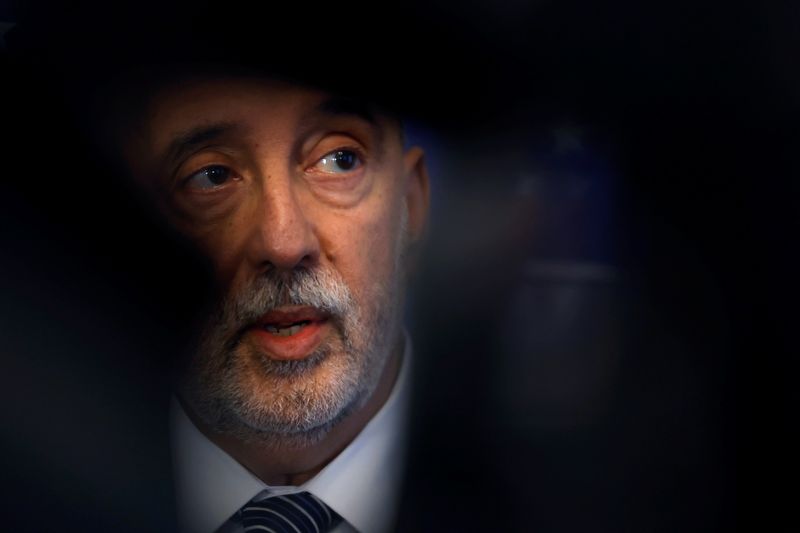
162, 122, 239, 168
159, 97, 388, 171
314, 96, 380, 126
308, 95, 393, 153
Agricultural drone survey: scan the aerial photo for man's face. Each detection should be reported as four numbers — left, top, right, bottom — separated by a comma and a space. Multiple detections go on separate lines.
125, 76, 428, 444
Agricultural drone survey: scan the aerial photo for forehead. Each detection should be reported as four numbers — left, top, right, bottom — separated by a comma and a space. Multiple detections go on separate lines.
149, 77, 320, 130
140, 76, 394, 154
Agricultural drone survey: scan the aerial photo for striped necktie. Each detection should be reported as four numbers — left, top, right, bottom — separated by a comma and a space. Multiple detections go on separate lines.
233, 491, 343, 533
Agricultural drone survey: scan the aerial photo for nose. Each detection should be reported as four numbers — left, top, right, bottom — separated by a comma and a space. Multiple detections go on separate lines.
247, 174, 320, 273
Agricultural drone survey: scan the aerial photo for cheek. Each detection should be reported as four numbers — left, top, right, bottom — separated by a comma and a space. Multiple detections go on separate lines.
325, 191, 405, 302
179, 206, 254, 287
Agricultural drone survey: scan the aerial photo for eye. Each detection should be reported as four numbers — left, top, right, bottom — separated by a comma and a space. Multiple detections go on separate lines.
313, 150, 363, 174
184, 165, 233, 190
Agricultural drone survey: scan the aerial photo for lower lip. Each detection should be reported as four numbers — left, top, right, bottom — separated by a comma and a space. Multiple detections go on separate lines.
247, 320, 329, 361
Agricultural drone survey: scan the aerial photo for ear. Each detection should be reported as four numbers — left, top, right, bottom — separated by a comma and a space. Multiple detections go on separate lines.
402, 146, 430, 243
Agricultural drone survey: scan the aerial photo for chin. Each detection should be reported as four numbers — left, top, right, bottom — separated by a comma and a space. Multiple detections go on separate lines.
181, 271, 402, 446
189, 337, 379, 446
241, 395, 363, 449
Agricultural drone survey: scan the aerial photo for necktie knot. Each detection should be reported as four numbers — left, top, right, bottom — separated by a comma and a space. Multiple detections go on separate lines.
235, 491, 343, 533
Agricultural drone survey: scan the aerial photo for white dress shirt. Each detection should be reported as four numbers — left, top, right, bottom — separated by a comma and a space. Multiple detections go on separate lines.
171, 336, 411, 533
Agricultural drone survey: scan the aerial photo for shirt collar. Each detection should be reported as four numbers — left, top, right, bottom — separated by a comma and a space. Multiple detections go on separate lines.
171, 334, 412, 533
171, 398, 266, 533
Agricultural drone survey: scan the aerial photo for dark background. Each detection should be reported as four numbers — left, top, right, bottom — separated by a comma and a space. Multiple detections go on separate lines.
1, 1, 796, 531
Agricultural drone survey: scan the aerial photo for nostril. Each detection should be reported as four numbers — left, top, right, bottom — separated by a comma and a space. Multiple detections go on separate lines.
250, 186, 321, 272
257, 247, 319, 275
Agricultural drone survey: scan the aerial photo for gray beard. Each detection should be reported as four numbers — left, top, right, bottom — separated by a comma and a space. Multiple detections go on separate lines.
179, 206, 410, 448
179, 264, 404, 448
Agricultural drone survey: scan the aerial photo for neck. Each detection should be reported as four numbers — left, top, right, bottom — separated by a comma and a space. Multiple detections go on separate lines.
181, 335, 404, 486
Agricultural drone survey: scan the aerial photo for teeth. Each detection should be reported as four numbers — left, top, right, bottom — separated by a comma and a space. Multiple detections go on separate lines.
265, 323, 305, 336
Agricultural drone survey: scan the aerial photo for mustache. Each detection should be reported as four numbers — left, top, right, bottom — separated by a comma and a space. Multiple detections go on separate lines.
220, 266, 354, 329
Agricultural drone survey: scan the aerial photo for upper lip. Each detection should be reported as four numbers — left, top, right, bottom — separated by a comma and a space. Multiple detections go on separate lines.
254, 306, 330, 328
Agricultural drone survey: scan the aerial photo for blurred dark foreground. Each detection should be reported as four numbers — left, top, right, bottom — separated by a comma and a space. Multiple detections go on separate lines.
1, 1, 797, 531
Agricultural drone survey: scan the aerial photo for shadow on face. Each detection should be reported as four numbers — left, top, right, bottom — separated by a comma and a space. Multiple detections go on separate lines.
118, 74, 430, 443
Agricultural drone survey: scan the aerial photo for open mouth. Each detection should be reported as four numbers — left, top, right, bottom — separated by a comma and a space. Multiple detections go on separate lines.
258, 306, 330, 335
248, 306, 332, 360
263, 320, 313, 337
